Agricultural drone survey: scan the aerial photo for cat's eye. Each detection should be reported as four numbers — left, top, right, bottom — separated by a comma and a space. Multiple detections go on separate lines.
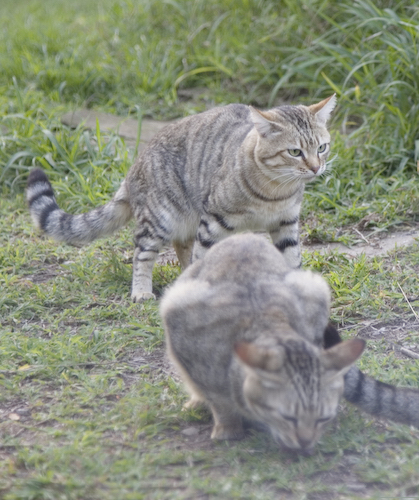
317, 143, 328, 154
288, 148, 302, 157
316, 416, 332, 425
281, 414, 298, 425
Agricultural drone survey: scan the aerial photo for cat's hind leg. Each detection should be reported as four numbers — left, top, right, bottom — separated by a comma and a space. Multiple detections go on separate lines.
173, 239, 194, 269
131, 218, 169, 302
165, 338, 208, 409
131, 250, 158, 302
179, 371, 208, 410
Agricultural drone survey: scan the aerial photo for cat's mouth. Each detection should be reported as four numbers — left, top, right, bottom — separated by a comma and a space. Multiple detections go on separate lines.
270, 428, 318, 454
274, 435, 317, 455
281, 444, 316, 457
300, 168, 324, 182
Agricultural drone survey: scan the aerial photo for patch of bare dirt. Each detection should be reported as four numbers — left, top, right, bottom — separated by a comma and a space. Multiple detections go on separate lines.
61, 109, 170, 152
23, 264, 62, 284
338, 317, 419, 361
307, 227, 419, 258
156, 223, 419, 267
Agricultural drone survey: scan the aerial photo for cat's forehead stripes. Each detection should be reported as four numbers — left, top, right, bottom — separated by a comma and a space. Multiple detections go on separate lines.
284, 340, 321, 410
275, 106, 319, 147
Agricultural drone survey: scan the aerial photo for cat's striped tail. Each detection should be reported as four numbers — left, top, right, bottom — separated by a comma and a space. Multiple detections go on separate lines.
343, 366, 419, 427
26, 168, 132, 246
324, 324, 419, 428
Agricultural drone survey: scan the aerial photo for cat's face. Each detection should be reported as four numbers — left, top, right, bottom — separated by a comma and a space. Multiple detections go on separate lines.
235, 334, 364, 452
249, 95, 336, 186
243, 367, 343, 451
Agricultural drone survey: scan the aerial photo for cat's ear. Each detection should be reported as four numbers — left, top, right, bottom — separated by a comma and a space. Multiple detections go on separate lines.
249, 106, 283, 137
234, 342, 285, 372
309, 94, 337, 125
322, 323, 342, 349
321, 338, 365, 374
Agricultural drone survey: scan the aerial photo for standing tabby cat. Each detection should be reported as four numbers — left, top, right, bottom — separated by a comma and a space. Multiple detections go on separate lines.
161, 234, 419, 451
27, 95, 336, 301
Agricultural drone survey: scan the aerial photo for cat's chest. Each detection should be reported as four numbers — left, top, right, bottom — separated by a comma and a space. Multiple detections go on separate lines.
208, 177, 304, 232
223, 196, 301, 232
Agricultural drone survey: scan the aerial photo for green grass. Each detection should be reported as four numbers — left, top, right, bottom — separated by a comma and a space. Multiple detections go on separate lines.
1, 0, 419, 498
1, 196, 419, 499
2, 0, 419, 236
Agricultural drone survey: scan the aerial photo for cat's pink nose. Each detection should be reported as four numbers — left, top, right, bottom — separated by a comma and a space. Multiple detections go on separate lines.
309, 164, 320, 174
296, 427, 315, 449
297, 435, 314, 449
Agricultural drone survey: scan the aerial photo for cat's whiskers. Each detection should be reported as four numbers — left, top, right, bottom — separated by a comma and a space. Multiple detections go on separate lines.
317, 155, 338, 179
261, 173, 300, 196
324, 154, 338, 171
259, 168, 300, 194
277, 176, 301, 193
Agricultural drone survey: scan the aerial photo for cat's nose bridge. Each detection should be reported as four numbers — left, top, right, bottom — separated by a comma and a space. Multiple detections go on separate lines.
296, 423, 316, 449
304, 156, 320, 174
297, 435, 313, 449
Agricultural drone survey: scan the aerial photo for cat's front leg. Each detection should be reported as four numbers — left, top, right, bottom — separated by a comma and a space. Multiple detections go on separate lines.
192, 213, 235, 262
269, 217, 302, 269
210, 401, 245, 440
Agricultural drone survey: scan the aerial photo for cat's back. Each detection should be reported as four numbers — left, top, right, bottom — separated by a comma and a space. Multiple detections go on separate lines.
142, 103, 252, 157
160, 234, 285, 335
181, 233, 288, 285
161, 233, 330, 345
126, 104, 253, 197
173, 103, 251, 134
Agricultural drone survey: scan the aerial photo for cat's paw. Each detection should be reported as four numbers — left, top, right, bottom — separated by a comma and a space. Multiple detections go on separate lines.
131, 291, 156, 303
211, 423, 245, 441
183, 396, 207, 410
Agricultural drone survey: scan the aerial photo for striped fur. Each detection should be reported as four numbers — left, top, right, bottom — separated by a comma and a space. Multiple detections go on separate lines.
161, 234, 365, 451
161, 234, 419, 451
27, 95, 336, 301
324, 324, 419, 427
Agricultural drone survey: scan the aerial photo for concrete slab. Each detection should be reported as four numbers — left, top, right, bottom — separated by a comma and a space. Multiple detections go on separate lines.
61, 109, 172, 151
307, 229, 419, 258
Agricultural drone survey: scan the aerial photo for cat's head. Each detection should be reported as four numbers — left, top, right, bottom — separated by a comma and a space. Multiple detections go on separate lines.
235, 335, 365, 451
249, 95, 336, 185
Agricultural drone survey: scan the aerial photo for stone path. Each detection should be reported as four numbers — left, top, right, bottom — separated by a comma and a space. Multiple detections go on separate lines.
61, 108, 419, 260
61, 109, 171, 152
308, 229, 419, 258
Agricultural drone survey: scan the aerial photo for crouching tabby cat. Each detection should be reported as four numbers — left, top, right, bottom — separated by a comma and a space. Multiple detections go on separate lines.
27, 95, 336, 302
161, 234, 419, 451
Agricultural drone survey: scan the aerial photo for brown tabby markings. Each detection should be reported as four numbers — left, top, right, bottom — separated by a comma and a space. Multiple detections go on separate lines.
26, 95, 336, 301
